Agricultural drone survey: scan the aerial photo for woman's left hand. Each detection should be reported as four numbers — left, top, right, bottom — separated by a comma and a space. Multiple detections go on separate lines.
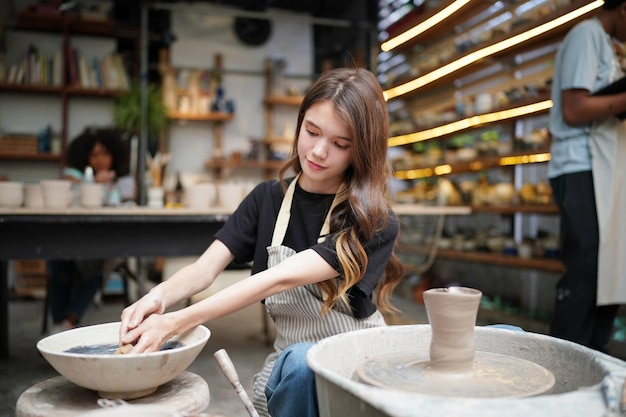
120, 312, 179, 353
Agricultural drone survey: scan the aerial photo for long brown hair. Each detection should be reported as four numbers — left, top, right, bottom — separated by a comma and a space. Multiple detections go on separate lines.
279, 67, 404, 315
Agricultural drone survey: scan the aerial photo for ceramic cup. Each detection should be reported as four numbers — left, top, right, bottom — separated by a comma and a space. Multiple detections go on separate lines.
423, 287, 482, 372
147, 187, 164, 208
186, 183, 215, 210
41, 179, 72, 209
80, 183, 104, 208
0, 181, 24, 207
217, 182, 243, 211
24, 184, 44, 208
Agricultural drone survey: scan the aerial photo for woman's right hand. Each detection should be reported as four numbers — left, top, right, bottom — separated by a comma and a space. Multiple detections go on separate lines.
119, 290, 166, 346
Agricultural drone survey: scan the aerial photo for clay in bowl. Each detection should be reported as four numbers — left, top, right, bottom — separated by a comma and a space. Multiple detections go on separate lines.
37, 322, 210, 400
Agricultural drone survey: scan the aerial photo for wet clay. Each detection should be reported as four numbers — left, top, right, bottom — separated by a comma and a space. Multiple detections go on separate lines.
423, 287, 481, 372
356, 286, 556, 398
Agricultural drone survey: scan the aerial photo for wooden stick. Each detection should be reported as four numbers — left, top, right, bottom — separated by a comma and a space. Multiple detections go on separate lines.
213, 349, 260, 417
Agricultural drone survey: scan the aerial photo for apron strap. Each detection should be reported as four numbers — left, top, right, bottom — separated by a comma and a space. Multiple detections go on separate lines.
271, 174, 299, 247
271, 174, 347, 246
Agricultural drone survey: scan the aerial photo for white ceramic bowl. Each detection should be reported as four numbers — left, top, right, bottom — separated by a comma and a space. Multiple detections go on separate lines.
0, 181, 24, 207
41, 179, 72, 208
37, 322, 211, 399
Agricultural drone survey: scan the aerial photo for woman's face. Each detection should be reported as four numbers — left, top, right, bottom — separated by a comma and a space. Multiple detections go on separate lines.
297, 101, 353, 194
88, 142, 113, 172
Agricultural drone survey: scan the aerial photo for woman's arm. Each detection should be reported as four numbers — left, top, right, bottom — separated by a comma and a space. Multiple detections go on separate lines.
561, 89, 626, 125
120, 248, 338, 352
119, 239, 235, 341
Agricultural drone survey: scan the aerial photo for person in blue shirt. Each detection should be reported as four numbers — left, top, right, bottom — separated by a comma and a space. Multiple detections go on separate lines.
548, 0, 626, 352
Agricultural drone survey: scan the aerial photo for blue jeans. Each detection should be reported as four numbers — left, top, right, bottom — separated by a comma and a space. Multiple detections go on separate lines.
265, 342, 318, 417
46, 260, 103, 325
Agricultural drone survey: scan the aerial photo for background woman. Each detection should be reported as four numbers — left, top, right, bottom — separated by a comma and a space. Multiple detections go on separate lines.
47, 128, 133, 333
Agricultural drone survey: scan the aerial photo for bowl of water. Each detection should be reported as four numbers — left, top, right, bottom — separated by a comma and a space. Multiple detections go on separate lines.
37, 321, 210, 399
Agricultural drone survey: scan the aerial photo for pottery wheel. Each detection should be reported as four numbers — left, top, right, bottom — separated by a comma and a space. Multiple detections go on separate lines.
356, 351, 555, 398
15, 371, 210, 417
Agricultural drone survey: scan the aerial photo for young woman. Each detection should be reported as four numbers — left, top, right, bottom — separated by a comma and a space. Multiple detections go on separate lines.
119, 67, 404, 417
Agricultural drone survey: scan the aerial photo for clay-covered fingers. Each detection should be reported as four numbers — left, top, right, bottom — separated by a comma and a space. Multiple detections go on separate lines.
114, 344, 134, 355
119, 296, 164, 342
119, 313, 176, 354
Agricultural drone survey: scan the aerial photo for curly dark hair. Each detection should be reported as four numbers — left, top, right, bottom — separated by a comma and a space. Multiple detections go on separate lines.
65, 128, 130, 179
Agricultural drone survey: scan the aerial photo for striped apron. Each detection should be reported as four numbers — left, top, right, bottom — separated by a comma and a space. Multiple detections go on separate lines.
251, 176, 387, 416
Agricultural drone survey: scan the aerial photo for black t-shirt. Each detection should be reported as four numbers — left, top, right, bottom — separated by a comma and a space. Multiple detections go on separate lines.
214, 177, 399, 318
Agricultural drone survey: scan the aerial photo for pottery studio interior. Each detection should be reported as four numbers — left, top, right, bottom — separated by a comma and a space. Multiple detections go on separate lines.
3, 0, 626, 416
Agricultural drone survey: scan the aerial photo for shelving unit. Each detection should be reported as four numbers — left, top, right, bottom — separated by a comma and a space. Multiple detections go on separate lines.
158, 51, 235, 182
167, 111, 234, 160
259, 57, 304, 178
378, 0, 590, 279
0, 11, 138, 172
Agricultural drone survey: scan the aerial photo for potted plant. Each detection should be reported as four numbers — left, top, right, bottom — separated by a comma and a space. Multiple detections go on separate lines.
113, 83, 169, 204
113, 83, 168, 154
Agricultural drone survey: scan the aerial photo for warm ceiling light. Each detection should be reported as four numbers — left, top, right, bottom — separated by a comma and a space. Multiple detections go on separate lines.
434, 164, 452, 175
395, 152, 551, 179
500, 153, 551, 166
397, 167, 434, 179
388, 100, 553, 147
384, 1, 603, 101
381, 0, 472, 52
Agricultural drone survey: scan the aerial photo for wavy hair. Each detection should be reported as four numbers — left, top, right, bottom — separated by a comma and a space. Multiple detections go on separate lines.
279, 67, 404, 315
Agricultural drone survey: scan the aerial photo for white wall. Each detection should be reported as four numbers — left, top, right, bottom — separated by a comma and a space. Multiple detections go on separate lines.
166, 8, 313, 176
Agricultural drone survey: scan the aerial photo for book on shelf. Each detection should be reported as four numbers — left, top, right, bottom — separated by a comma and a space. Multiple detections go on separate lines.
65, 44, 78, 86
52, 51, 62, 86
3, 44, 130, 90
92, 57, 103, 88
78, 56, 91, 88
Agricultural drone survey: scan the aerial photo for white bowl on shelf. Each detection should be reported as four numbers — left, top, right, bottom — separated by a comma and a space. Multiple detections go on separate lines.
0, 181, 24, 207
41, 179, 72, 208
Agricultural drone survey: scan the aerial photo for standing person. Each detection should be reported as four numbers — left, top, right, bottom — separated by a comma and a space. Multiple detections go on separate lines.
47, 128, 133, 333
547, 0, 626, 352
119, 67, 404, 417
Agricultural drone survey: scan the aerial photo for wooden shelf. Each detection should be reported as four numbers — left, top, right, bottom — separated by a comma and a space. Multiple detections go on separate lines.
13, 12, 137, 39
383, 0, 492, 52
0, 83, 129, 98
393, 149, 551, 179
0, 153, 62, 162
471, 204, 559, 215
204, 159, 286, 171
263, 136, 293, 144
0, 83, 63, 94
396, 243, 563, 273
65, 86, 127, 97
436, 248, 564, 273
394, 204, 558, 215
167, 111, 234, 122
385, 0, 595, 99
390, 92, 552, 145
264, 95, 303, 106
